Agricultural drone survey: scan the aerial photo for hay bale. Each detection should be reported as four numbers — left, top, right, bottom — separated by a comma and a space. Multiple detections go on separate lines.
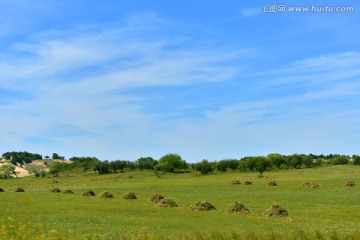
158, 198, 178, 208
122, 191, 137, 199
50, 188, 61, 193
190, 200, 216, 211
63, 189, 74, 194
302, 182, 311, 187
345, 181, 356, 188
99, 191, 114, 198
231, 180, 241, 185
302, 182, 319, 189
227, 202, 250, 214
268, 181, 277, 186
15, 187, 25, 192
244, 180, 252, 185
0, 188, 4, 192
81, 189, 95, 196
150, 193, 164, 203
264, 203, 289, 217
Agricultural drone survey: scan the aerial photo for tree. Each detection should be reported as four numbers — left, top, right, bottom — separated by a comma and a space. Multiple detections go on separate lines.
267, 153, 286, 169
353, 155, 360, 166
154, 154, 187, 173
329, 155, 350, 165
253, 156, 271, 177
110, 160, 128, 173
0, 164, 16, 179
70, 156, 100, 171
52, 153, 65, 160
137, 157, 157, 170
93, 161, 110, 174
48, 161, 71, 177
195, 160, 215, 174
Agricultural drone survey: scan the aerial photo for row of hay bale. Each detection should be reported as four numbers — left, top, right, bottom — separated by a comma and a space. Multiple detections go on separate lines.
231, 180, 277, 186
149, 193, 287, 217
231, 180, 357, 188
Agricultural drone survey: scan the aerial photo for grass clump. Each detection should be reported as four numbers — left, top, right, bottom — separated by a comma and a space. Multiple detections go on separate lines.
81, 189, 95, 196
99, 191, 114, 198
231, 180, 241, 185
122, 191, 137, 199
264, 203, 289, 217
15, 187, 25, 192
50, 188, 61, 193
227, 202, 250, 214
158, 198, 178, 208
191, 200, 216, 211
345, 181, 356, 188
150, 193, 164, 203
63, 189, 74, 194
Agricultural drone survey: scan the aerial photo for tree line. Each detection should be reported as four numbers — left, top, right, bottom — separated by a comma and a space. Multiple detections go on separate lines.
2, 151, 360, 178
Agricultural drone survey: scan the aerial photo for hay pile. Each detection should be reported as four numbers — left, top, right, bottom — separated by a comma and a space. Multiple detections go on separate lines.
227, 202, 250, 214
158, 198, 178, 208
122, 191, 137, 199
190, 200, 216, 211
244, 180, 252, 185
231, 180, 241, 185
15, 187, 25, 192
268, 181, 277, 186
0, 188, 4, 192
63, 189, 74, 194
81, 189, 95, 196
99, 191, 114, 198
264, 203, 289, 217
302, 182, 320, 189
345, 181, 356, 188
50, 188, 61, 193
150, 193, 164, 203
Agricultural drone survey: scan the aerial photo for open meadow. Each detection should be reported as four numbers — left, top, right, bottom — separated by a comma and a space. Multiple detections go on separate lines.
1, 165, 360, 239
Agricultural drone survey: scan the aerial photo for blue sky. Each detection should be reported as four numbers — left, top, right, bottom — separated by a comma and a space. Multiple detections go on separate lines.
1, 0, 360, 162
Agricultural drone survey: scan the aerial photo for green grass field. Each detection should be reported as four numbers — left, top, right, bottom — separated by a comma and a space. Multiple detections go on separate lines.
1, 165, 360, 239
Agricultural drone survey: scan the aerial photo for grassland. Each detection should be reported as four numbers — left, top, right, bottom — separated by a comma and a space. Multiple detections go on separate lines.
1, 165, 360, 239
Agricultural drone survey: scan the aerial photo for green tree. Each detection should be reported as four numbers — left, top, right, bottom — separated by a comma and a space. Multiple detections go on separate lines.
154, 154, 187, 173
48, 162, 71, 177
0, 164, 16, 179
267, 153, 286, 169
52, 153, 65, 160
137, 157, 157, 170
353, 155, 360, 166
195, 160, 215, 174
253, 156, 271, 177
93, 161, 110, 174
